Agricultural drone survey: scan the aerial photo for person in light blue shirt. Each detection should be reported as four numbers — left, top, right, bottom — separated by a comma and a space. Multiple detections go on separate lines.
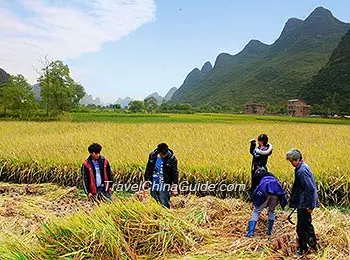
144, 143, 179, 208
152, 155, 164, 191
92, 160, 102, 188
82, 143, 114, 202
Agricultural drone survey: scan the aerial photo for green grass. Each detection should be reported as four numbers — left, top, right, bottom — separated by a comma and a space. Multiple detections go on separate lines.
71, 112, 350, 125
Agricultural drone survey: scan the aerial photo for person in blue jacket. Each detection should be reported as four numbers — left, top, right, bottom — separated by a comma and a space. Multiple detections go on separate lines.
286, 148, 318, 257
246, 167, 287, 237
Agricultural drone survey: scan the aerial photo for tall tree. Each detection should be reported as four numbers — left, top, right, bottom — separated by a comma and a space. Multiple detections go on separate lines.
73, 83, 86, 107
0, 74, 36, 116
144, 97, 158, 113
128, 100, 145, 113
38, 59, 85, 115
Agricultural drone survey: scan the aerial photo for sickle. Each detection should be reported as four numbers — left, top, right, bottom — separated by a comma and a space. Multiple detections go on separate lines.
287, 208, 296, 225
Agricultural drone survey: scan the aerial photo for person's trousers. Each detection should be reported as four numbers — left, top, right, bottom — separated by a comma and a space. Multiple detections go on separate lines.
250, 195, 278, 222
297, 209, 317, 251
95, 186, 112, 201
151, 190, 170, 208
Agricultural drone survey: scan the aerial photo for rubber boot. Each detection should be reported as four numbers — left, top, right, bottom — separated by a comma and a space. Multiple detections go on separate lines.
245, 221, 257, 237
294, 248, 303, 258
266, 220, 274, 235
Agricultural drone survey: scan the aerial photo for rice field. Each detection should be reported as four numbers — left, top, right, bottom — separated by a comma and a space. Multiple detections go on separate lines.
0, 183, 349, 259
0, 119, 349, 205
0, 115, 350, 259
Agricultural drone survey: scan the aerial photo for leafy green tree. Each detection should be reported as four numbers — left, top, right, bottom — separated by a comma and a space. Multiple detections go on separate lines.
158, 103, 170, 112
73, 83, 86, 108
199, 104, 212, 113
104, 103, 122, 110
0, 74, 36, 116
38, 60, 85, 116
221, 105, 233, 112
144, 97, 158, 113
114, 103, 122, 110
128, 100, 145, 113
174, 103, 192, 111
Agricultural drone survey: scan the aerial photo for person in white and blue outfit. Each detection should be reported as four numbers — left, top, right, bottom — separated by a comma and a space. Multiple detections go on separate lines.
249, 134, 273, 196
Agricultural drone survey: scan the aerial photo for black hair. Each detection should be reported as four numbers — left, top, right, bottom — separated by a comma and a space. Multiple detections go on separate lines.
88, 143, 102, 154
157, 143, 169, 154
254, 167, 274, 183
257, 134, 269, 146
254, 166, 267, 176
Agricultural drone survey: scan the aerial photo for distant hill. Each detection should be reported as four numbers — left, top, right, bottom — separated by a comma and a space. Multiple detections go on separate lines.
115, 97, 132, 108
163, 87, 177, 102
0, 68, 10, 84
79, 94, 103, 106
144, 87, 179, 104
170, 61, 213, 103
145, 92, 163, 104
169, 7, 350, 107
32, 83, 41, 101
300, 30, 350, 114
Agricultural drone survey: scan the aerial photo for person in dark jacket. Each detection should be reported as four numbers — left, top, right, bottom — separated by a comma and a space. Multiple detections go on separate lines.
246, 167, 287, 237
82, 143, 114, 201
286, 148, 318, 257
249, 134, 273, 196
144, 143, 178, 208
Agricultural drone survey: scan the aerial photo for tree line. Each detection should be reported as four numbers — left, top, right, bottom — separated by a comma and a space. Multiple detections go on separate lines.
0, 59, 291, 119
79, 98, 287, 115
0, 59, 85, 119
76, 96, 290, 115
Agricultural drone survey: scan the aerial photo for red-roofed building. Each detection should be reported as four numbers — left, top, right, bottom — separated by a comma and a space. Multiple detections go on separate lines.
244, 104, 266, 115
288, 99, 311, 117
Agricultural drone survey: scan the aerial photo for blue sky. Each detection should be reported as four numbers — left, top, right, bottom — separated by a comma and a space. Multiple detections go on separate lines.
1, 1, 350, 103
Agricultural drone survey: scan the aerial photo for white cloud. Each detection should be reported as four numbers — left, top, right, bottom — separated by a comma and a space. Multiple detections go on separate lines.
0, 0, 155, 83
